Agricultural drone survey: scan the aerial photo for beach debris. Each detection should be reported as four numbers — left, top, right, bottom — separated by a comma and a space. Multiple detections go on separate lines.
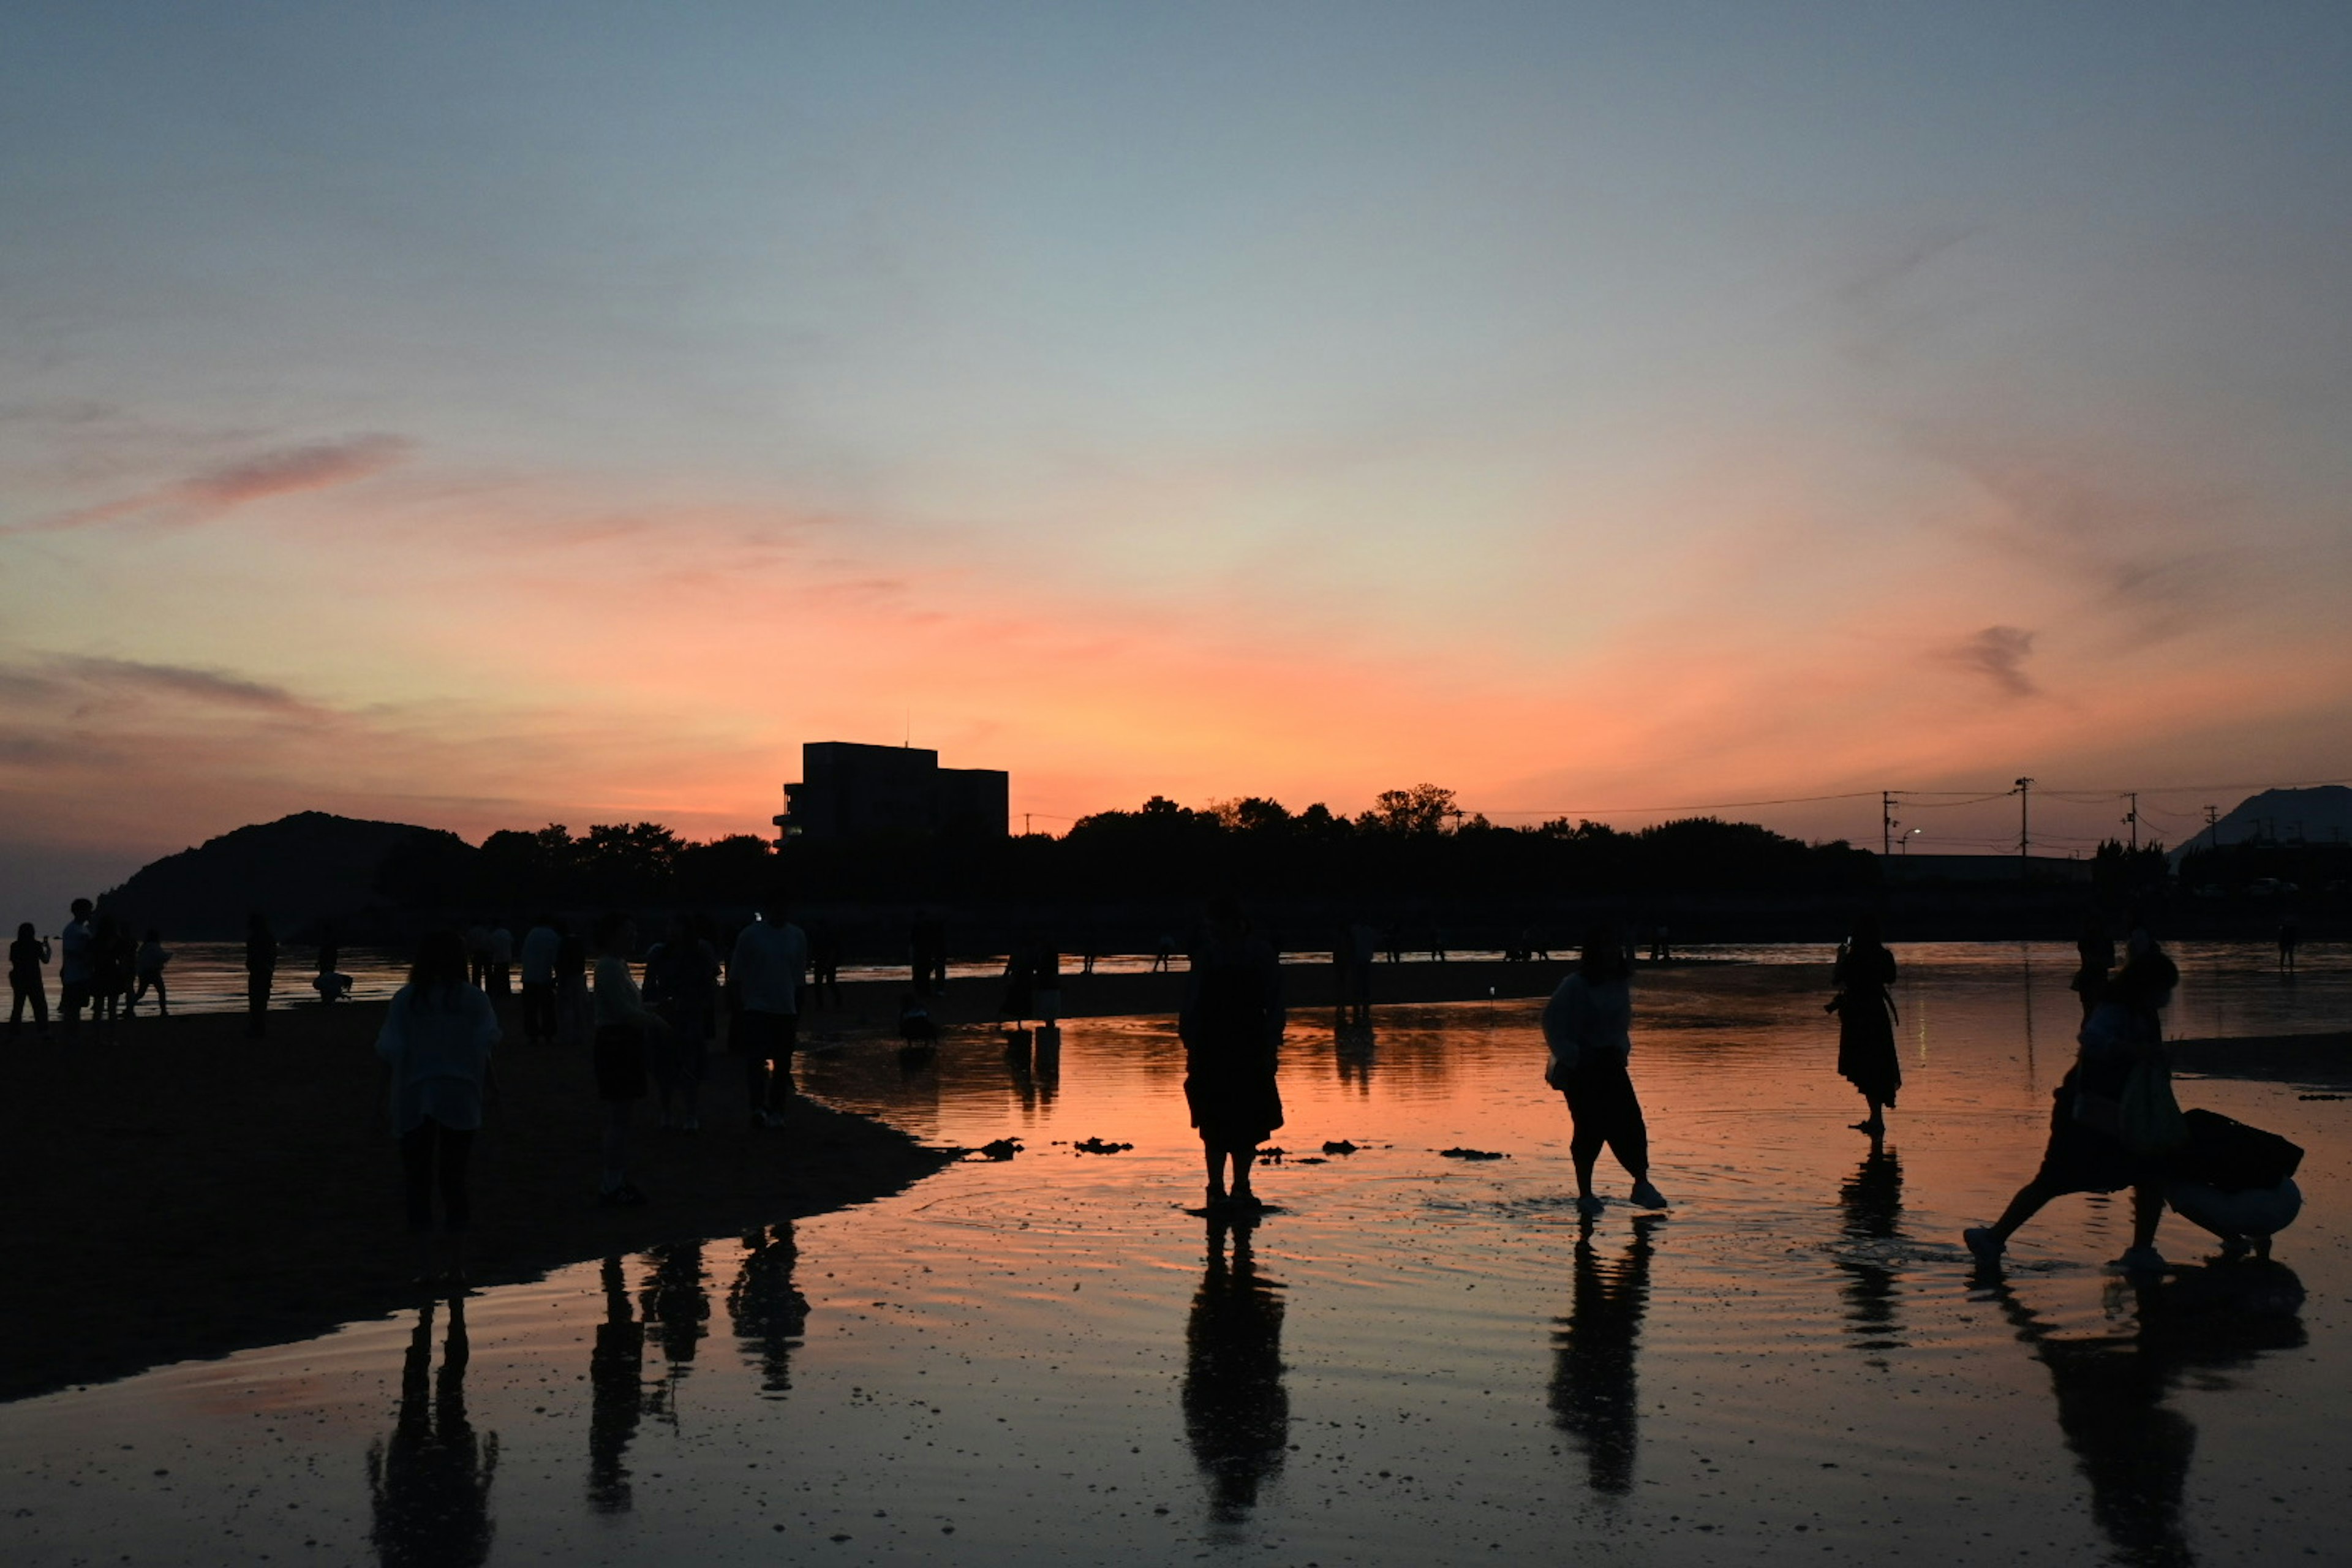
1073, 1137, 1133, 1155
972, 1138, 1022, 1161
2299, 1093, 2345, 1101
1257, 1146, 1287, 1162
1439, 1147, 1507, 1161
1295, 1156, 1329, 1164
1321, 1139, 1359, 1155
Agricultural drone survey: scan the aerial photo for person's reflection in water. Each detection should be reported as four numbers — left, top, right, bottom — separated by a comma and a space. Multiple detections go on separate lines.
1333, 1016, 1376, 1092
368, 1296, 497, 1568
587, 1255, 646, 1512
1182, 1215, 1289, 1524
1837, 1140, 1905, 1365
1989, 1261, 2307, 1568
640, 1241, 709, 1425
1548, 1214, 1659, 1497
728, 1222, 809, 1396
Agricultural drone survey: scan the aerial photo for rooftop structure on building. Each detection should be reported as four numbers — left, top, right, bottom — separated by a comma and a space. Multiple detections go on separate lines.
773, 741, 1008, 843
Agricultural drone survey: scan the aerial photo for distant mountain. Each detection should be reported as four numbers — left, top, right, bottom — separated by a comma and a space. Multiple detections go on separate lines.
2172, 785, 2352, 860
99, 812, 475, 939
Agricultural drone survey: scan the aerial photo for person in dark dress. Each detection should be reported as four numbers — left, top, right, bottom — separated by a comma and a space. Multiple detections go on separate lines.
1831, 913, 1900, 1136
1179, 899, 1284, 1212
1966, 935, 2180, 1272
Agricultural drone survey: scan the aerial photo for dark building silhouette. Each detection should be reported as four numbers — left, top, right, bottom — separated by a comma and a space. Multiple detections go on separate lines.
774, 742, 1008, 842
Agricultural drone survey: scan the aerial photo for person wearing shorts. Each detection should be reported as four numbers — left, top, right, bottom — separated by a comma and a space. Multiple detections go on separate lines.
590, 913, 661, 1205
729, 911, 807, 1129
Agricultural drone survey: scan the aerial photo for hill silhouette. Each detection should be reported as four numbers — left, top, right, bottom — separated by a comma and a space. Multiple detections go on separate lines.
100, 812, 471, 938
2178, 785, 2352, 856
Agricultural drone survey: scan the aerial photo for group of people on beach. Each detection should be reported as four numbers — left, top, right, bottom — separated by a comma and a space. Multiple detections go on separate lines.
7, 899, 175, 1038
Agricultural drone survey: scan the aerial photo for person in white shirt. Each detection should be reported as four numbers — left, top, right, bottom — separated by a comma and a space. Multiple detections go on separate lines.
729, 911, 808, 1129
518, 916, 561, 1045
58, 899, 94, 1033
375, 929, 500, 1286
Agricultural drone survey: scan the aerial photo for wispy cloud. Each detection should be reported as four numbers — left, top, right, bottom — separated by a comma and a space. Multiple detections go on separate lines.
1941, 625, 2039, 698
10, 434, 412, 533
48, 655, 328, 718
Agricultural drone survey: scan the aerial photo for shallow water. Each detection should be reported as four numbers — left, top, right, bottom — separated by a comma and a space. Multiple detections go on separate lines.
5, 946, 2347, 1565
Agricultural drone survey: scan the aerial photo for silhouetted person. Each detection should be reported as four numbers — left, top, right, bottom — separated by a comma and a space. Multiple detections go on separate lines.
591, 913, 660, 1205
486, 922, 513, 997
1831, 913, 1900, 1136
729, 908, 807, 1131
8, 922, 50, 1039
1967, 934, 2179, 1271
897, 992, 938, 1048
553, 922, 592, 1050
1989, 1265, 2304, 1568
56, 898, 93, 1033
997, 941, 1036, 1028
1549, 1214, 1659, 1496
463, 924, 489, 989
91, 913, 126, 1024
129, 928, 170, 1016
368, 1297, 497, 1568
1182, 1216, 1288, 1523
643, 913, 717, 1132
1033, 942, 1063, 1026
1543, 925, 1667, 1214
1152, 932, 1175, 973
2071, 913, 2114, 1024
808, 922, 843, 1008
375, 929, 499, 1286
1836, 1142, 1905, 1365
518, 914, 560, 1046
2278, 915, 2299, 974
244, 911, 276, 1037
910, 912, 947, 995
587, 1256, 644, 1512
1180, 899, 1284, 1213
728, 1221, 808, 1396
314, 924, 353, 1003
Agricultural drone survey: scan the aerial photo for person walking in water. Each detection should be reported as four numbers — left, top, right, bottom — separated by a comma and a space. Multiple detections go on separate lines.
374, 929, 499, 1286
244, 911, 277, 1038
8, 923, 50, 1039
1543, 925, 1668, 1216
590, 913, 662, 1205
130, 929, 170, 1016
1830, 913, 1900, 1137
1179, 898, 1285, 1214
1965, 933, 2181, 1272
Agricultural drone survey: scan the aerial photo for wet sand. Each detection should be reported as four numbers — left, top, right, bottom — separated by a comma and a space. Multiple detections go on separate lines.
0, 1003, 949, 1402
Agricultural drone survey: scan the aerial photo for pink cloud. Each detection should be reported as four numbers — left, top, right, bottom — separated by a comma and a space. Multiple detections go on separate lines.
12, 434, 412, 533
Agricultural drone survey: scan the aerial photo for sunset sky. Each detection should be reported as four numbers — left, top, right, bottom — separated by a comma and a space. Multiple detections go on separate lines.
6, 3, 2350, 905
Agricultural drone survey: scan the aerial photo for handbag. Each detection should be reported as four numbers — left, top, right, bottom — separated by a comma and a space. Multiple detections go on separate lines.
2117, 1051, 2188, 1155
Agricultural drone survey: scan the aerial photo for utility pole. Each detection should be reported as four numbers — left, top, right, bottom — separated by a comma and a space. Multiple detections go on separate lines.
2203, 804, 2219, 850
2124, 791, 2138, 852
1882, 791, 1896, 858
2014, 777, 2034, 882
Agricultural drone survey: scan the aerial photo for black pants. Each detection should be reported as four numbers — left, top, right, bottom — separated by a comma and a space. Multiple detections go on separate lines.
521, 981, 556, 1041
59, 979, 90, 1027
8, 981, 46, 1033
735, 1009, 797, 1110
401, 1118, 477, 1232
1564, 1052, 1649, 1178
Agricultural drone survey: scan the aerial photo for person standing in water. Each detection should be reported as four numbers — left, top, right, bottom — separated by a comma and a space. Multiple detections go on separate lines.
130, 929, 170, 1016
1543, 925, 1668, 1216
1965, 933, 2181, 1272
1179, 898, 1285, 1213
1830, 913, 1900, 1136
56, 899, 94, 1033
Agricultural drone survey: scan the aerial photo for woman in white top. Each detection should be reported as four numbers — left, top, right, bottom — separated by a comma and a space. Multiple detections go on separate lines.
1542, 925, 1668, 1217
375, 929, 500, 1286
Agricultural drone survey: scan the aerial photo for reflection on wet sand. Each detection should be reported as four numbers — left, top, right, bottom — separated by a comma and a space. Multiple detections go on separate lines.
1549, 1215, 1659, 1497
728, 1222, 809, 1396
1837, 1141, 1905, 1365
1333, 1017, 1375, 1091
368, 1297, 497, 1568
641, 1242, 709, 1426
1991, 1262, 2307, 1568
1182, 1216, 1289, 1523
587, 1256, 644, 1512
